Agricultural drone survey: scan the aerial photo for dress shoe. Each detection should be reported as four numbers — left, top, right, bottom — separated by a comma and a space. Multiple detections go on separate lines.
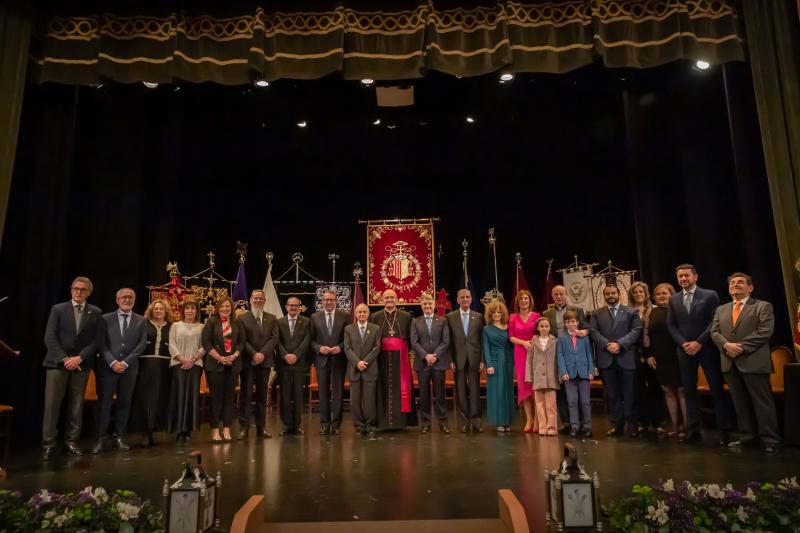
319, 425, 330, 435
65, 443, 83, 456
367, 429, 376, 438
41, 446, 55, 461
296, 427, 305, 435
558, 423, 571, 435
355, 427, 366, 436
91, 439, 106, 454
680, 432, 702, 444
279, 427, 291, 436
472, 425, 483, 433
331, 427, 341, 435
440, 425, 451, 435
256, 428, 272, 439
421, 425, 431, 434
581, 429, 593, 438
570, 429, 578, 437
238, 428, 248, 440
628, 430, 640, 438
728, 438, 756, 448
113, 437, 130, 451
460, 424, 470, 433
607, 427, 623, 437
764, 444, 778, 454
718, 432, 731, 446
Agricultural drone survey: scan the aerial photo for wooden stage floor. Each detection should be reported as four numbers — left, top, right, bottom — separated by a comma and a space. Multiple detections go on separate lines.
2, 409, 798, 530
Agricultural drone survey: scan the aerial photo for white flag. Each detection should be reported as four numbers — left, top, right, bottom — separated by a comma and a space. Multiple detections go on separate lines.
263, 266, 284, 319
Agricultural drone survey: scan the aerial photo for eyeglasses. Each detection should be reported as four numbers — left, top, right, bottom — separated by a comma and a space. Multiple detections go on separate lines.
71, 287, 90, 293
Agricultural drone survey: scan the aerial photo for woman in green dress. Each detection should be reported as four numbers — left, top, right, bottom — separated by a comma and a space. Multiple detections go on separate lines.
483, 300, 515, 432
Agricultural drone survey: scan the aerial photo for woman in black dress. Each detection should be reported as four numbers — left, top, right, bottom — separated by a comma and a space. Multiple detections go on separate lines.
202, 296, 244, 442
131, 299, 173, 447
644, 283, 686, 438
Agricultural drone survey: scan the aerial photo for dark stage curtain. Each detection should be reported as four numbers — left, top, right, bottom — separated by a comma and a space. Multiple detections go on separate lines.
0, 2, 32, 248
741, 0, 800, 357
29, 0, 745, 84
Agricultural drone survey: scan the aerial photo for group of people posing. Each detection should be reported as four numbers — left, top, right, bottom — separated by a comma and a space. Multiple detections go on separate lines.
40, 262, 781, 460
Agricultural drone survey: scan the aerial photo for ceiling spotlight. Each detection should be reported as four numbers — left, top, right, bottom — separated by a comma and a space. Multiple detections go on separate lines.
500, 72, 514, 82
254, 79, 270, 88
361, 78, 375, 86
143, 81, 159, 89
694, 59, 711, 71
372, 118, 381, 125
90, 83, 104, 89
297, 120, 307, 128
465, 116, 475, 124
387, 124, 397, 130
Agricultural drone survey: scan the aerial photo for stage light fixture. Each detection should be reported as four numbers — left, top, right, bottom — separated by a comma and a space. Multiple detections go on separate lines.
90, 83, 104, 89
694, 59, 711, 71
254, 79, 270, 88
361, 78, 375, 86
297, 120, 308, 128
500, 71, 514, 82
143, 81, 159, 89
465, 116, 476, 124
372, 118, 381, 125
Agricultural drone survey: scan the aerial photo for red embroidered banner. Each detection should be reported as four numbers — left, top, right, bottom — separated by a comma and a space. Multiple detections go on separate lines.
366, 222, 436, 306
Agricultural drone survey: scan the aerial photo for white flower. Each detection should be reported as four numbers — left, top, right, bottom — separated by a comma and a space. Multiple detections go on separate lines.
38, 489, 52, 503
736, 505, 749, 522
646, 500, 670, 525
93, 487, 109, 503
116, 502, 141, 521
41, 520, 50, 528
745, 488, 757, 501
719, 513, 727, 522
53, 513, 69, 527
686, 482, 698, 497
706, 484, 725, 499
725, 483, 734, 491
780, 477, 799, 489
44, 510, 57, 519
662, 479, 675, 492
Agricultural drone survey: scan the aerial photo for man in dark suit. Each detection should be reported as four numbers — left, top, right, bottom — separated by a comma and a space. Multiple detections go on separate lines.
590, 284, 642, 437
237, 289, 278, 440
92, 287, 147, 453
41, 277, 103, 460
310, 289, 352, 435
541, 284, 589, 434
276, 296, 311, 435
711, 272, 780, 453
411, 293, 451, 434
667, 263, 731, 444
344, 304, 381, 437
446, 289, 484, 433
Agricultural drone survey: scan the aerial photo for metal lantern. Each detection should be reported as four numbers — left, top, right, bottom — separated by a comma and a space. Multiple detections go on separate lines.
164, 451, 222, 533
545, 442, 601, 531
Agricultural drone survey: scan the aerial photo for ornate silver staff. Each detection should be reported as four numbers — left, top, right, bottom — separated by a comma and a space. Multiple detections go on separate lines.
461, 239, 470, 287
328, 253, 340, 283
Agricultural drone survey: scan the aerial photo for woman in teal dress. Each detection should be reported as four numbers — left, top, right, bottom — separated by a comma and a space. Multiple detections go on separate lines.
483, 300, 515, 432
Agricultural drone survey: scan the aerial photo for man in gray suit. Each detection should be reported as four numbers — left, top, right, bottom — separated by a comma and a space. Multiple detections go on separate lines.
237, 289, 278, 440
310, 289, 352, 435
411, 293, 451, 434
344, 304, 381, 437
446, 289, 484, 433
41, 276, 103, 460
92, 287, 147, 453
276, 296, 311, 436
710, 272, 780, 453
541, 285, 589, 434
590, 284, 642, 437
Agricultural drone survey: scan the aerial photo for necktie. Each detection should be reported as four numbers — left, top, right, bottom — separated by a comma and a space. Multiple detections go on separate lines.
327, 313, 333, 335
426, 316, 432, 335
289, 317, 295, 336
610, 307, 617, 320
462, 313, 469, 335
571, 334, 577, 349
360, 324, 365, 340
732, 301, 742, 326
684, 291, 693, 313
74, 304, 83, 333
122, 313, 129, 336
257, 314, 262, 327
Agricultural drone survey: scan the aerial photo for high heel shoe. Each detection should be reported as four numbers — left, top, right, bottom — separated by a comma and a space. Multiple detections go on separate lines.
222, 428, 232, 442
211, 430, 222, 443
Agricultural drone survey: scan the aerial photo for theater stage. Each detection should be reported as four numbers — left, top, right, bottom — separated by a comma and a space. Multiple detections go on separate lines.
2, 408, 798, 530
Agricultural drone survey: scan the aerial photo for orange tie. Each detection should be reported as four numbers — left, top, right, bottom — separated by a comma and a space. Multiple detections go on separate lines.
732, 301, 742, 326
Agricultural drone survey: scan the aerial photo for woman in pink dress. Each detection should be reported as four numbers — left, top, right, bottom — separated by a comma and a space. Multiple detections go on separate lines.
508, 290, 541, 432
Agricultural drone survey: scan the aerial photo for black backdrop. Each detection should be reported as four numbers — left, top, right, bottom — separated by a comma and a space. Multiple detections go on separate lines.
0, 60, 787, 437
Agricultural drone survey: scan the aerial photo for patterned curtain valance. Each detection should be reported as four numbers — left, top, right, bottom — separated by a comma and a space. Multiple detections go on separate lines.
29, 0, 745, 85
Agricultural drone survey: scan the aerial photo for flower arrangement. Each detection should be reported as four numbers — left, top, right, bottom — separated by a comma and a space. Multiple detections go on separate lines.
0, 486, 162, 532
603, 477, 800, 532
